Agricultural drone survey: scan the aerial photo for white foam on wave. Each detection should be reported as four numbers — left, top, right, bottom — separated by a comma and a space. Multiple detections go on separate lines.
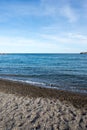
0, 77, 87, 94
25, 80, 46, 86
0, 76, 46, 87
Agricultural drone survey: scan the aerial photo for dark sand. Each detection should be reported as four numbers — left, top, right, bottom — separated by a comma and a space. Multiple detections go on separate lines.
0, 79, 87, 108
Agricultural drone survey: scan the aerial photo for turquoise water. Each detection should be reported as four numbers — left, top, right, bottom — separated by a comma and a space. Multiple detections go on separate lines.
0, 54, 87, 94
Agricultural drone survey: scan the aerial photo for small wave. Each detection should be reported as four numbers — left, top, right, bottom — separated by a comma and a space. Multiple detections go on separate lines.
25, 80, 46, 86
0, 77, 47, 87
0, 76, 87, 94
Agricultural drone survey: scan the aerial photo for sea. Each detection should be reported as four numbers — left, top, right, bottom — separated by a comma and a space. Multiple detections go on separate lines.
0, 53, 87, 94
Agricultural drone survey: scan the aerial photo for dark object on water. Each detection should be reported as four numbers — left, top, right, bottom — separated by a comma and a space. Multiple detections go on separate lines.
80, 52, 87, 54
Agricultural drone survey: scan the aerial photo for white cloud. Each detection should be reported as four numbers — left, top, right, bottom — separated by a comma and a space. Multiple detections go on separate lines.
40, 0, 79, 22
0, 36, 35, 47
0, 36, 64, 53
0, 0, 87, 53
60, 5, 78, 22
0, 33, 87, 53
67, 33, 87, 40
40, 32, 87, 45
0, 0, 79, 23
41, 34, 71, 43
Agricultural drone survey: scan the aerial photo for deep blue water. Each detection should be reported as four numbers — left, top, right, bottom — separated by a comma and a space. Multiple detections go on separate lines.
0, 54, 87, 94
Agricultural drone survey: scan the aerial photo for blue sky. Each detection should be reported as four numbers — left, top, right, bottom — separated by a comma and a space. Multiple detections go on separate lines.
0, 0, 87, 53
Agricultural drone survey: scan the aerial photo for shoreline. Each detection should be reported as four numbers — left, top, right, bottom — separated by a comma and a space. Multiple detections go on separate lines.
0, 78, 87, 108
0, 77, 87, 94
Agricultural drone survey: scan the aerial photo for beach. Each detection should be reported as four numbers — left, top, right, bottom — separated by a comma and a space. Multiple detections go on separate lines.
0, 79, 87, 130
0, 0, 87, 128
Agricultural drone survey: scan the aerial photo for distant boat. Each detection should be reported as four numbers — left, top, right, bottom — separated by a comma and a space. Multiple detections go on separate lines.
80, 52, 87, 54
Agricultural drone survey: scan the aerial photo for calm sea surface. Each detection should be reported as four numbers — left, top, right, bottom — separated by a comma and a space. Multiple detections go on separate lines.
0, 54, 87, 94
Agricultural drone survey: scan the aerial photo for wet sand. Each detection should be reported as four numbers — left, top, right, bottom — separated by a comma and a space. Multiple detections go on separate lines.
0, 79, 87, 130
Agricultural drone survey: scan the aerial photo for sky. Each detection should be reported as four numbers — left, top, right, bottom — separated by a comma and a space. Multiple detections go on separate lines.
0, 0, 87, 53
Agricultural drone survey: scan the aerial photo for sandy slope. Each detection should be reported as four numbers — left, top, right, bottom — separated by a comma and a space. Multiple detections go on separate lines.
0, 92, 87, 130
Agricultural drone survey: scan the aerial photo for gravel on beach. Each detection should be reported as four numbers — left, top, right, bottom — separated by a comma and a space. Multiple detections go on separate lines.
0, 79, 87, 130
